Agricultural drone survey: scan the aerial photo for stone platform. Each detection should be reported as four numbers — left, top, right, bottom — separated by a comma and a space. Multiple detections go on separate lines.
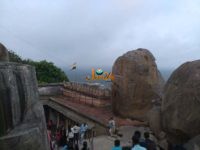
43, 95, 147, 128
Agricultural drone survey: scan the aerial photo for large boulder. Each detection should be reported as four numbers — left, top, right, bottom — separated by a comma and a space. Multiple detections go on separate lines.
0, 44, 49, 150
161, 60, 200, 144
0, 43, 9, 62
112, 48, 164, 120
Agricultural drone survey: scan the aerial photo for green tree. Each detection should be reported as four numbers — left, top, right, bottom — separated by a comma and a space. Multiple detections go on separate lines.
8, 50, 23, 63
8, 50, 69, 83
34, 60, 68, 83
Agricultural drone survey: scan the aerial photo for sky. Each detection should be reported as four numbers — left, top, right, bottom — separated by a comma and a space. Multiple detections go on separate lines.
0, 0, 200, 70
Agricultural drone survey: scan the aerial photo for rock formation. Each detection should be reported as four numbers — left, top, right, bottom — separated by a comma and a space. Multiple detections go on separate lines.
147, 106, 162, 137
0, 43, 9, 62
0, 43, 49, 150
161, 60, 200, 144
112, 48, 164, 120
184, 135, 200, 150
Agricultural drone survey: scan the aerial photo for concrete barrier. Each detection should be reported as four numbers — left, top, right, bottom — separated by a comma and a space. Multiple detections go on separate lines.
38, 83, 64, 96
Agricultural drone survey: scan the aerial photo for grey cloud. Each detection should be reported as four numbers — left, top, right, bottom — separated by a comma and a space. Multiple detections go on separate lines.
0, 0, 200, 70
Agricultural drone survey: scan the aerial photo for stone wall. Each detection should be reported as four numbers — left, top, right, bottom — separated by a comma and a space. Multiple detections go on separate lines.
38, 83, 63, 96
64, 82, 111, 99
38, 82, 111, 100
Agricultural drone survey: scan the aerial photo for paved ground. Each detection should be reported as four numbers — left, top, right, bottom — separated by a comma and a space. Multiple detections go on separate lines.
81, 126, 152, 150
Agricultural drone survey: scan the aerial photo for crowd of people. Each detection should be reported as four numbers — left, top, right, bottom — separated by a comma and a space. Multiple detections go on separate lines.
46, 120, 90, 150
107, 117, 157, 150
111, 130, 187, 150
112, 131, 156, 150
46, 117, 187, 150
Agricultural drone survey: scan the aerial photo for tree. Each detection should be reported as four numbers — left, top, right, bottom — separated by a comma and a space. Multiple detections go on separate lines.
34, 60, 68, 83
8, 50, 23, 63
8, 50, 69, 83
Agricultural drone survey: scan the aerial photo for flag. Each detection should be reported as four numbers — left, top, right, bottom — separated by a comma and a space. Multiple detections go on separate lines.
70, 62, 77, 70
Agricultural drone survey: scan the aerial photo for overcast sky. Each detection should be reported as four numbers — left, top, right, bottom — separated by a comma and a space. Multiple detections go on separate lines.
0, 0, 200, 70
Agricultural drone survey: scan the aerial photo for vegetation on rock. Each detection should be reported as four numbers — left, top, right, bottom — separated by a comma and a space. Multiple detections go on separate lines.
8, 50, 69, 83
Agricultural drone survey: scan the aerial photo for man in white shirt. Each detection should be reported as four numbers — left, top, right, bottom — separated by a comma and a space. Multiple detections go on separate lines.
108, 117, 116, 136
72, 123, 80, 144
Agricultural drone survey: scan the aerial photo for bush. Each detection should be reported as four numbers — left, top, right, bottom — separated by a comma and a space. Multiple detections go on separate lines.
8, 50, 69, 83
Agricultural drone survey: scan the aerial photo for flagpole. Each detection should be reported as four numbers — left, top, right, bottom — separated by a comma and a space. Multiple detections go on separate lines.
75, 67, 77, 83
70, 62, 77, 82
